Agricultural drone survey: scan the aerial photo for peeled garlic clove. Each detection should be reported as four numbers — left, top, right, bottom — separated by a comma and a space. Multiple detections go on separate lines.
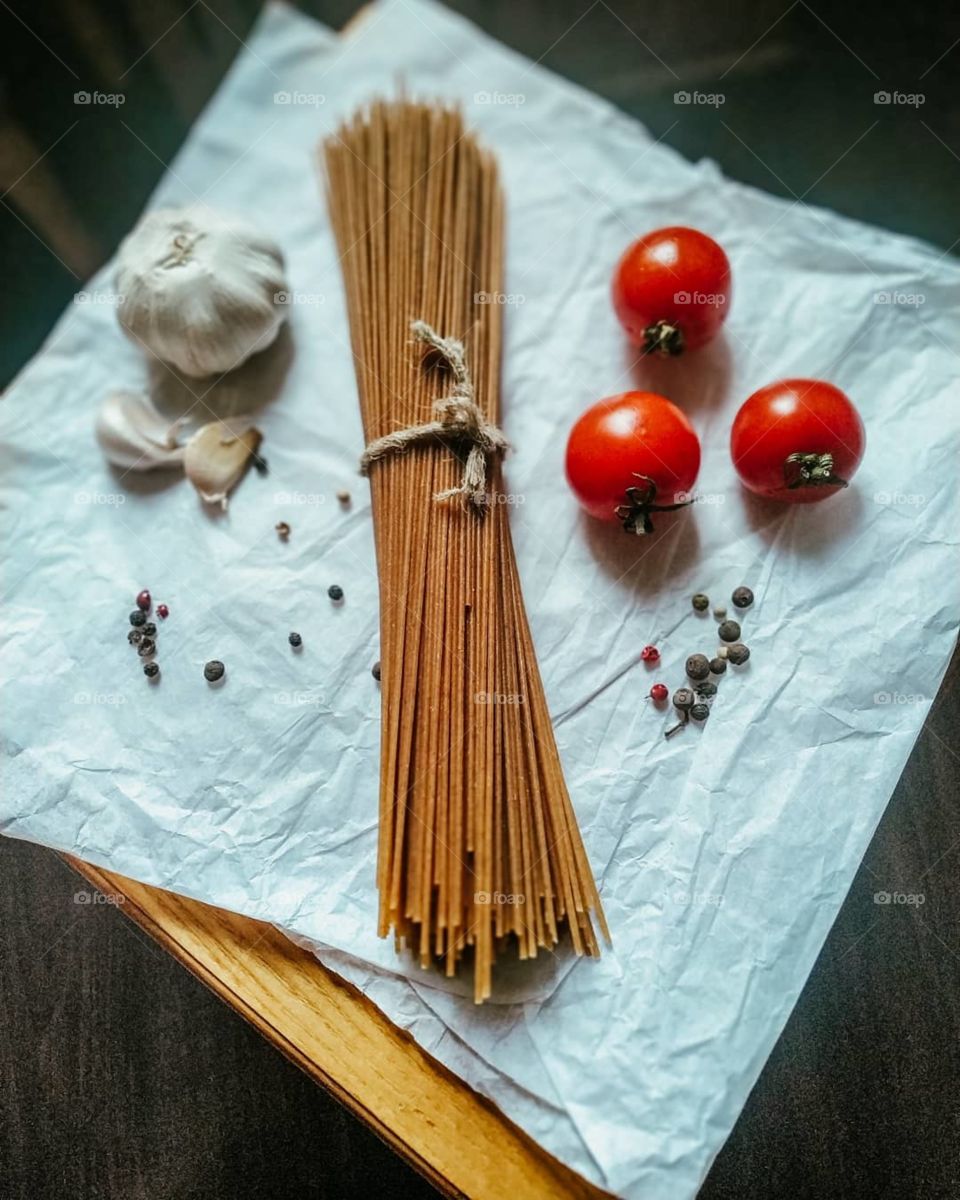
184, 421, 262, 510
95, 390, 186, 471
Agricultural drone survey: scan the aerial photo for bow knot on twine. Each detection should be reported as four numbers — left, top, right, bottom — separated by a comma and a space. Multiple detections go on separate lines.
359, 320, 508, 512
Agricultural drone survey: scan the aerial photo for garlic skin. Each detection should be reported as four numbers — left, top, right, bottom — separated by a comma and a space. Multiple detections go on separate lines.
115, 208, 288, 378
95, 390, 185, 471
183, 421, 262, 510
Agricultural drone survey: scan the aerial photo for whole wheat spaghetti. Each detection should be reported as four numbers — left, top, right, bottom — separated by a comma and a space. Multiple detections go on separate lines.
323, 100, 607, 1002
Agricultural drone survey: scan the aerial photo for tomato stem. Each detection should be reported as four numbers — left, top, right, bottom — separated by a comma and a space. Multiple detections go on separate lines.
783, 451, 849, 490
615, 473, 695, 535
642, 320, 685, 357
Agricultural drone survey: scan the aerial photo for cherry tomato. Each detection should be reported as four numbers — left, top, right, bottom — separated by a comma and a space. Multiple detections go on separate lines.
565, 391, 701, 534
730, 379, 865, 503
612, 226, 731, 355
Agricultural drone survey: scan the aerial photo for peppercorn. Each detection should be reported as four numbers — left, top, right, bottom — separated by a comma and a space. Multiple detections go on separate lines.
127, 629, 143, 645
691, 592, 709, 612
685, 653, 710, 681
695, 680, 717, 698
157, 604, 170, 619
136, 589, 151, 611
288, 632, 302, 648
713, 606, 727, 620
129, 609, 146, 627
690, 702, 710, 721
276, 521, 291, 541
204, 660, 225, 682
727, 643, 750, 666
732, 586, 754, 609
372, 661, 382, 681
709, 656, 727, 675
336, 490, 351, 505
649, 683, 669, 703
137, 637, 156, 658
673, 687, 695, 712
640, 644, 660, 663
143, 662, 160, 679
328, 585, 344, 602
718, 619, 741, 643
142, 622, 157, 637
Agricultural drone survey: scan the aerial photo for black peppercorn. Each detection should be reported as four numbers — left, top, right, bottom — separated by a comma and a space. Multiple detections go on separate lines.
690, 702, 710, 721
288, 632, 302, 648
718, 619, 741, 643
137, 637, 156, 658
727, 643, 750, 666
372, 660, 381, 681
673, 687, 695, 712
732, 586, 754, 609
129, 609, 146, 627
709, 656, 727, 675
685, 653, 710, 681
127, 629, 143, 645
142, 622, 157, 637
691, 592, 709, 613
143, 662, 160, 679
328, 585, 344, 602
252, 453, 268, 476
204, 660, 225, 682
695, 680, 717, 698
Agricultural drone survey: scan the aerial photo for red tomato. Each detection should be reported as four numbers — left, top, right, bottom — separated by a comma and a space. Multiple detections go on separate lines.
730, 379, 865, 503
612, 226, 731, 355
565, 391, 701, 533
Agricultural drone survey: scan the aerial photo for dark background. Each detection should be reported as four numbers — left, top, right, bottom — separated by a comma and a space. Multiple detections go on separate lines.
2, 1, 958, 1197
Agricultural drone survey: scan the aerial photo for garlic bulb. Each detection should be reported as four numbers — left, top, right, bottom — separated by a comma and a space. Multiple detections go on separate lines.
183, 421, 263, 510
115, 207, 288, 378
95, 390, 185, 471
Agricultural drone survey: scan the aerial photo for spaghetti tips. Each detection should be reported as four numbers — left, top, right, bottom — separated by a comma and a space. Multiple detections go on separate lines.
324, 100, 607, 1001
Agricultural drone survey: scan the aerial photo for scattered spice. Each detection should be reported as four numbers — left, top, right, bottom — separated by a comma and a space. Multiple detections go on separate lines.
252, 452, 268, 476
127, 629, 143, 645
649, 683, 669, 703
685, 654, 710, 681
727, 643, 750, 666
640, 644, 660, 663
673, 687, 695, 712
204, 660, 225, 682
709, 656, 727, 675
328, 584, 344, 602
372, 660, 382, 681
275, 521, 291, 541
690, 702, 710, 722
691, 592, 709, 612
336, 489, 351, 505
732, 586, 754, 609
143, 662, 160, 679
712, 606, 727, 620
129, 610, 146, 627
137, 637, 156, 658
717, 646, 729, 660
136, 589, 151, 611
157, 603, 170, 619
142, 622, 157, 638
718, 619, 741, 643
695, 680, 717, 698
288, 632, 302, 648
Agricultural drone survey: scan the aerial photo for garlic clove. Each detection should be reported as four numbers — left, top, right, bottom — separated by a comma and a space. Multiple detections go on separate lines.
183, 421, 262, 510
95, 390, 186, 471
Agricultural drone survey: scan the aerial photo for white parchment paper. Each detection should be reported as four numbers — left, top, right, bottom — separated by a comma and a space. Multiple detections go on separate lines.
2, 3, 958, 1196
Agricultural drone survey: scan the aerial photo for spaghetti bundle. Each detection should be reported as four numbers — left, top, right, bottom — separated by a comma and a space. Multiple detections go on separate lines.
324, 100, 607, 1001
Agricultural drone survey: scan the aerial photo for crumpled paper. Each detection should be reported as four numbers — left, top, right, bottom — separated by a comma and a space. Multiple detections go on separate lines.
2, 2, 958, 1196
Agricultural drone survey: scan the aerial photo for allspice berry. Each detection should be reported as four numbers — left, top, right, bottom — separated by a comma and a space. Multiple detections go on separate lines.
727, 643, 750, 666
718, 619, 741, 643
690, 702, 710, 721
685, 653, 711, 681
732, 586, 754, 609
709, 656, 727, 675
691, 593, 709, 613
204, 660, 226, 682
673, 687, 695, 712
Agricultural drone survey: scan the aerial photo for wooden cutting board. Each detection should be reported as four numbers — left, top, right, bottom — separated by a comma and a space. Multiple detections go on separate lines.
66, 856, 611, 1200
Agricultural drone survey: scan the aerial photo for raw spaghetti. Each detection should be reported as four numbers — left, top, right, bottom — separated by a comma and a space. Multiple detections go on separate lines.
323, 100, 608, 1002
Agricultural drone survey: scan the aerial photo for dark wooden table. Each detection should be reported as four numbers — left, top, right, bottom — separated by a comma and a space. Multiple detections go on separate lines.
2, 2, 959, 1196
